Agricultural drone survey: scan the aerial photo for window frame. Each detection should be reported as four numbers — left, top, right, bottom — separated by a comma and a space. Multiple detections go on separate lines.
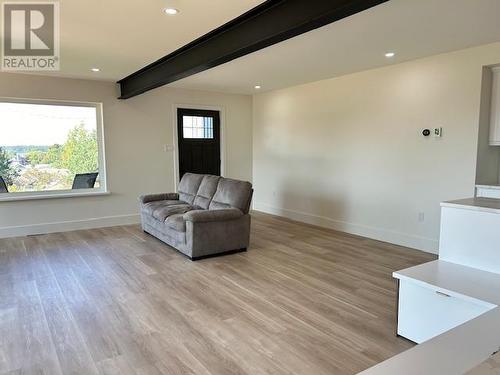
0, 97, 108, 202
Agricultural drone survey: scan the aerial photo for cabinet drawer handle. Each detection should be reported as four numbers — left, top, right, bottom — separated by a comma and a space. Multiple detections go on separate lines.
436, 291, 451, 298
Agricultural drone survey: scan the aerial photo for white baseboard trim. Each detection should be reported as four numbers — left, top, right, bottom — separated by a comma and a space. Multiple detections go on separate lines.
253, 202, 439, 254
0, 214, 141, 239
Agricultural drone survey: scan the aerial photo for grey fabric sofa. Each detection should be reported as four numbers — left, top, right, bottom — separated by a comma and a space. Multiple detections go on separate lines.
139, 173, 253, 260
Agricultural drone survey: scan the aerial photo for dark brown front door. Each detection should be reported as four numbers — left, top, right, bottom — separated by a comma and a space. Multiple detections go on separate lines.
177, 108, 221, 179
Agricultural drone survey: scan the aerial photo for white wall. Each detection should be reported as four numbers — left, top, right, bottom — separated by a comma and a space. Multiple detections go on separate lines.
0, 72, 253, 237
253, 43, 500, 254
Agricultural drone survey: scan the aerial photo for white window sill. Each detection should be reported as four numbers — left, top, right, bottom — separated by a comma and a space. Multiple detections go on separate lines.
0, 190, 111, 202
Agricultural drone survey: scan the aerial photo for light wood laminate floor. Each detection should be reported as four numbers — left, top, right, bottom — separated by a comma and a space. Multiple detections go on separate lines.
0, 212, 435, 375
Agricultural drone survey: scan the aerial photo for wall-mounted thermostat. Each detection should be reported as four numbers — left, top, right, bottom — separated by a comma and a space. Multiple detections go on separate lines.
433, 127, 443, 138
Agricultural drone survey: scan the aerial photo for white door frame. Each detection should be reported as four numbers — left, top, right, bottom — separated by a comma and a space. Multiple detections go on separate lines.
172, 103, 226, 191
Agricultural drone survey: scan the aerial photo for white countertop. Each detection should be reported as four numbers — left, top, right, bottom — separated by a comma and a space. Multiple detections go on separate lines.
441, 197, 500, 214
394, 260, 500, 307
358, 308, 500, 375
359, 260, 500, 375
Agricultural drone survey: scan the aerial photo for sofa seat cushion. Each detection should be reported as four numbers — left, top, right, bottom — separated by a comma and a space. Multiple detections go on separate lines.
142, 200, 186, 215
143, 201, 194, 222
165, 214, 187, 232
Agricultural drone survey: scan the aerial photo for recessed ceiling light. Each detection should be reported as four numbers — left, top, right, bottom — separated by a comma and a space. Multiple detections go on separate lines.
385, 52, 395, 58
255, 85, 261, 89
91, 68, 100, 72
164, 8, 179, 15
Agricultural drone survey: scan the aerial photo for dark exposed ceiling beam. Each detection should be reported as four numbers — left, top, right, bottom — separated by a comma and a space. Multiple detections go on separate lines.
117, 0, 389, 99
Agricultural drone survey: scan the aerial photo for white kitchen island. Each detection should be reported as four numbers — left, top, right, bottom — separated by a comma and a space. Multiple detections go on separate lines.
359, 198, 500, 374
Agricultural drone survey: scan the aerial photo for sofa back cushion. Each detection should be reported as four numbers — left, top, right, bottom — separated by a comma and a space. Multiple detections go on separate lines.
209, 177, 253, 213
178, 173, 204, 204
193, 175, 220, 209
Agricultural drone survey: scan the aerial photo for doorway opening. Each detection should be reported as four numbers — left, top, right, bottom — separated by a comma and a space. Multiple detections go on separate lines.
176, 108, 221, 179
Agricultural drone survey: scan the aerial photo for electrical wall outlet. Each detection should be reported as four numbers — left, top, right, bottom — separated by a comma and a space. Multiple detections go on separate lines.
418, 212, 425, 222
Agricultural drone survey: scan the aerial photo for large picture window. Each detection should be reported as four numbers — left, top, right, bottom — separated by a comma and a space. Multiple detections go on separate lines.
0, 98, 106, 200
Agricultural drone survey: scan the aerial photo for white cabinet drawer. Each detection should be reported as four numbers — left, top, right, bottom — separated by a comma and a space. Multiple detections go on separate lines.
397, 279, 493, 344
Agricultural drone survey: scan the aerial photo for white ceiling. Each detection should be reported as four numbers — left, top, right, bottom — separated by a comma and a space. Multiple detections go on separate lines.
23, 0, 264, 81
9, 0, 500, 95
169, 0, 500, 94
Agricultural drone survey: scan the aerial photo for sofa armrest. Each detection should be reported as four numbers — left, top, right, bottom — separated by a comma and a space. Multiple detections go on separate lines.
183, 208, 243, 223
139, 192, 179, 204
